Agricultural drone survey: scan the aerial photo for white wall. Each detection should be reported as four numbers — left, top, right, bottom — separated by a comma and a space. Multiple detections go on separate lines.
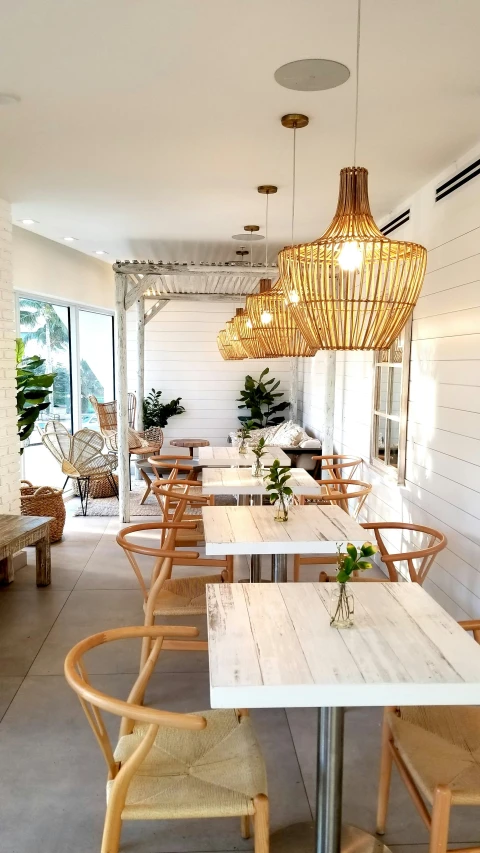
297, 140, 480, 620
0, 199, 20, 514
126, 301, 292, 448
12, 227, 114, 309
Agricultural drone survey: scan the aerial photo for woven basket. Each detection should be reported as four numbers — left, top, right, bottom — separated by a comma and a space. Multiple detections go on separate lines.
20, 480, 66, 543
72, 474, 118, 499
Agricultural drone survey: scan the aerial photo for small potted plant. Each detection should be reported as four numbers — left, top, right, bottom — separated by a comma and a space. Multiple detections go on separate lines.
251, 436, 267, 477
330, 542, 377, 628
236, 422, 252, 455
264, 459, 293, 522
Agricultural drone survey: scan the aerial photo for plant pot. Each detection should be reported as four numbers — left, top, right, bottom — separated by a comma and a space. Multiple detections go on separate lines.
330, 582, 354, 628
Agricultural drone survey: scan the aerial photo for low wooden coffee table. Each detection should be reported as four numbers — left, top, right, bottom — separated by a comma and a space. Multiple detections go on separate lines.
0, 515, 53, 587
170, 438, 210, 457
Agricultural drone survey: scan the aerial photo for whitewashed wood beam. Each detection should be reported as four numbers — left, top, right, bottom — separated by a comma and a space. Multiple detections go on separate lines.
144, 299, 168, 324
323, 352, 336, 463
290, 357, 299, 422
136, 295, 145, 432
114, 273, 130, 522
114, 261, 278, 276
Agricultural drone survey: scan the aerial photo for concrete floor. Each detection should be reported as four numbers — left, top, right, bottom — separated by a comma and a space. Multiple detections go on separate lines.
0, 504, 478, 853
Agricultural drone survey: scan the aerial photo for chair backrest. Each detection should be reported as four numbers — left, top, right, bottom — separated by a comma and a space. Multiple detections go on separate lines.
300, 478, 372, 520
64, 625, 206, 783
116, 520, 200, 601
312, 454, 363, 481
361, 521, 447, 584
89, 393, 137, 432
42, 421, 72, 465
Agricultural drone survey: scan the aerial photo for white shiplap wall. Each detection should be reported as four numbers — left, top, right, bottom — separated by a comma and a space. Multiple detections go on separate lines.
126, 301, 292, 449
297, 142, 480, 619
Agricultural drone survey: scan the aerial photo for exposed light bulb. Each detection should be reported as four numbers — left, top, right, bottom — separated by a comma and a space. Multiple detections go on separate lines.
246, 319, 253, 329
21, 219, 37, 225
338, 240, 363, 271
289, 290, 300, 304
261, 310, 272, 325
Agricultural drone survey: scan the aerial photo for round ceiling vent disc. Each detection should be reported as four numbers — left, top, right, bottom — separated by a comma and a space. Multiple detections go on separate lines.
274, 58, 350, 91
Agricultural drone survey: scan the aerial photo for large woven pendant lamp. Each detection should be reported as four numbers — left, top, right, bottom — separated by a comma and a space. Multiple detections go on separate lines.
246, 116, 317, 358
217, 328, 245, 360
230, 306, 276, 358
279, 1, 427, 350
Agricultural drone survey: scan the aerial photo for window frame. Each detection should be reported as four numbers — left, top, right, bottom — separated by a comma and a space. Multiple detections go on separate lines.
15, 291, 115, 443
370, 316, 412, 485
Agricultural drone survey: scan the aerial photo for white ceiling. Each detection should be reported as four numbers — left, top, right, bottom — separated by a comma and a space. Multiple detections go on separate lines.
1, 0, 480, 263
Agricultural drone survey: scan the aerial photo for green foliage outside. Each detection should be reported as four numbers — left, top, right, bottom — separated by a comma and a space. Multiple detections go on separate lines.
237, 367, 289, 427
15, 338, 56, 453
143, 389, 186, 429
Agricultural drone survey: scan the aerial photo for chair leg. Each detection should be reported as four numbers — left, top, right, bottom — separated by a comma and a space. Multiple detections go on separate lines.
62, 476, 69, 491
83, 477, 90, 516
429, 785, 451, 853
376, 709, 394, 834
226, 554, 234, 583
101, 801, 123, 853
253, 794, 269, 853
293, 554, 300, 582
241, 815, 251, 839
78, 478, 86, 516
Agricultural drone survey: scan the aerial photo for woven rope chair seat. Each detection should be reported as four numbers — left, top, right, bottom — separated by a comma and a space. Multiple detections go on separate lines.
144, 573, 223, 616
109, 709, 267, 820
388, 705, 480, 806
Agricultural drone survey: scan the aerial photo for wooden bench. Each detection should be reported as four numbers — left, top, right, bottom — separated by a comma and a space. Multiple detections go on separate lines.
0, 515, 53, 587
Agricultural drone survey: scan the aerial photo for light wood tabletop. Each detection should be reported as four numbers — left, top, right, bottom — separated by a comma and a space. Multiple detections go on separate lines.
197, 445, 291, 467
207, 582, 480, 708
202, 466, 321, 496
202, 504, 366, 555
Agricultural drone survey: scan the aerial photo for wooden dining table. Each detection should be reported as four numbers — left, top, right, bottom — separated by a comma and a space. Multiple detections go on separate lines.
202, 503, 366, 582
206, 581, 480, 853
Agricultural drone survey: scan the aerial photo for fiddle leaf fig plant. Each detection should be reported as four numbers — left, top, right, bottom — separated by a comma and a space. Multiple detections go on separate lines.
16, 338, 56, 454
237, 367, 289, 427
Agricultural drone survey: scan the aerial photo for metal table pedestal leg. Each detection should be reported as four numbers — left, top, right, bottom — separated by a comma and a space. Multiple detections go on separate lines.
271, 553, 287, 583
270, 707, 392, 853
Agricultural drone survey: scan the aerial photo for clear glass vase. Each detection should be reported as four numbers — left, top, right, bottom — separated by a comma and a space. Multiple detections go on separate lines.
274, 494, 289, 522
252, 458, 263, 477
238, 438, 247, 455
330, 583, 354, 628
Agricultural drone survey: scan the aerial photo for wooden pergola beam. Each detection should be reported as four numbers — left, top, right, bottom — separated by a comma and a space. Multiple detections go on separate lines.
115, 261, 278, 276
144, 299, 168, 324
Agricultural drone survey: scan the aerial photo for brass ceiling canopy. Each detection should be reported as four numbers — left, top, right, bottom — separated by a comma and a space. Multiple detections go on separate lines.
281, 113, 309, 129
257, 185, 278, 195
244, 225, 260, 232
279, 167, 427, 349
246, 279, 317, 358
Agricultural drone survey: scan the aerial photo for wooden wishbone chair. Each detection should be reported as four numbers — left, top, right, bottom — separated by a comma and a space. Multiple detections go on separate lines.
116, 519, 232, 667
138, 454, 199, 506
65, 626, 269, 853
294, 478, 372, 582
317, 520, 447, 584
312, 454, 362, 481
152, 478, 213, 545
376, 619, 480, 853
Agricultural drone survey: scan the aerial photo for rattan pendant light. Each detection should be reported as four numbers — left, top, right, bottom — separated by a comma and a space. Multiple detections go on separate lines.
278, 1, 427, 351
217, 327, 245, 360
246, 116, 317, 358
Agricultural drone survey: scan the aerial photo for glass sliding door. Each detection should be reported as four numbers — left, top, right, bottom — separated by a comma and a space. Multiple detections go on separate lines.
17, 294, 115, 488
78, 310, 115, 428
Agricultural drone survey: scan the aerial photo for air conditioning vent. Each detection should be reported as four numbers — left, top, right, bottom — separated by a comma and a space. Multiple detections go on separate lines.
436, 157, 480, 202
381, 209, 410, 236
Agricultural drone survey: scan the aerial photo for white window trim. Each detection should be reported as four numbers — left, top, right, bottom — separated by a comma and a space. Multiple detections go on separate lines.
369, 316, 412, 486
15, 290, 114, 436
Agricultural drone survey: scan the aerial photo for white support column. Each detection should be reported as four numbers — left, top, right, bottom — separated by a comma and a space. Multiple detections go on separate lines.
115, 273, 130, 522
136, 295, 145, 431
323, 352, 336, 464
289, 357, 298, 422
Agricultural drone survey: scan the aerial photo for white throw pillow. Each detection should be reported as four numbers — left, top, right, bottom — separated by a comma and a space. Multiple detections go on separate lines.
271, 420, 304, 446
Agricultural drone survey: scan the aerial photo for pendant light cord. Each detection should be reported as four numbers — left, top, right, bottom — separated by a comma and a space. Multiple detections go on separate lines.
265, 192, 269, 269
291, 126, 297, 245
353, 0, 361, 166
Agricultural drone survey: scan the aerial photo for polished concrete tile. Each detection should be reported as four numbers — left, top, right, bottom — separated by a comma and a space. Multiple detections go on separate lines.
0, 589, 69, 676
0, 676, 22, 720
0, 672, 309, 853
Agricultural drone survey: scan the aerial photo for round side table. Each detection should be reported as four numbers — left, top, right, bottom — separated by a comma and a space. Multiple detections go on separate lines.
170, 438, 210, 458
